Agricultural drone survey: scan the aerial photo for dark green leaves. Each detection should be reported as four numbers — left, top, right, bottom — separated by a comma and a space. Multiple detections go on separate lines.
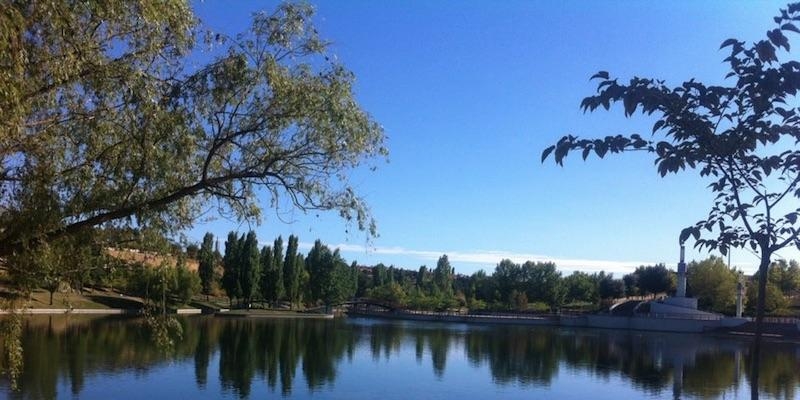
782, 23, 800, 34
756, 40, 778, 63
720, 38, 740, 49
541, 134, 653, 165
768, 29, 790, 51
541, 145, 555, 163
0, 1, 387, 261
652, 120, 666, 133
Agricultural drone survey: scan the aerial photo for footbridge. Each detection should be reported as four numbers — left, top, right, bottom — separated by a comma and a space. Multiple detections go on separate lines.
338, 298, 400, 314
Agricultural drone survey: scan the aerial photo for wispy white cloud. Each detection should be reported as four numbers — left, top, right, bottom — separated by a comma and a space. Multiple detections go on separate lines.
298, 241, 655, 274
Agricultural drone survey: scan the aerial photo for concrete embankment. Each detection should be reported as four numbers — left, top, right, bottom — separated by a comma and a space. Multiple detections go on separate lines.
354, 310, 558, 326
215, 310, 334, 319
346, 310, 800, 339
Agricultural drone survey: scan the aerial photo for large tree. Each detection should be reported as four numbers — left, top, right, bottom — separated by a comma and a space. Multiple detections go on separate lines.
564, 271, 598, 304
198, 232, 216, 300
0, 2, 385, 277
271, 236, 285, 304
687, 256, 739, 313
306, 240, 354, 306
521, 261, 564, 309
222, 232, 241, 305
306, 240, 330, 303
433, 255, 454, 296
239, 231, 260, 307
259, 245, 274, 305
493, 259, 522, 304
634, 264, 674, 297
543, 4, 800, 345
283, 234, 301, 309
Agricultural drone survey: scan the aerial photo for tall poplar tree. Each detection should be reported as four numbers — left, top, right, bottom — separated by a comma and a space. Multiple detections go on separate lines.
239, 231, 261, 307
307, 240, 330, 303
259, 245, 274, 306
222, 232, 241, 305
198, 232, 215, 300
434, 255, 454, 296
272, 236, 285, 306
283, 235, 301, 309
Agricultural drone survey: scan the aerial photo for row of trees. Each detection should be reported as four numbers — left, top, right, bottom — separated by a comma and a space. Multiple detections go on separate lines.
352, 255, 798, 316
466, 261, 670, 312
195, 228, 799, 315
9, 220, 796, 316
200, 232, 358, 309
687, 256, 800, 315
10, 223, 797, 317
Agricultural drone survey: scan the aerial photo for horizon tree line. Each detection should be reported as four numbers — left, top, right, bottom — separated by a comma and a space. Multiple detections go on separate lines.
196, 230, 799, 315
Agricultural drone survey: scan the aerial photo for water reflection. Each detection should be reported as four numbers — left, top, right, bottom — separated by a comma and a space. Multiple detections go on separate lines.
1, 316, 798, 399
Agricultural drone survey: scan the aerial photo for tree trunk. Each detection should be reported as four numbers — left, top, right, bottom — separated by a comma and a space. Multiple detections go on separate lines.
754, 252, 770, 341
751, 250, 771, 400
49, 290, 54, 306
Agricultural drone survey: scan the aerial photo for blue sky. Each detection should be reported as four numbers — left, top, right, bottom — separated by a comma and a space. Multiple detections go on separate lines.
188, 0, 796, 276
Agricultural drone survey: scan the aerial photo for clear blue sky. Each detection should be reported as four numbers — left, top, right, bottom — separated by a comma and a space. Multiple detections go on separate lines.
188, 0, 796, 276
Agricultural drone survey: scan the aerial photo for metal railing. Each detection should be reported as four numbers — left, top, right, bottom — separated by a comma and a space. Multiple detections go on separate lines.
636, 312, 722, 321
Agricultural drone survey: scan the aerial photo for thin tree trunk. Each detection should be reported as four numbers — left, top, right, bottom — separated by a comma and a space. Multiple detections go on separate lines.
750, 251, 770, 400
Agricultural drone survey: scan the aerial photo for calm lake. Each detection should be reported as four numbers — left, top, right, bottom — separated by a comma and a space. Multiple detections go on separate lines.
1, 315, 799, 399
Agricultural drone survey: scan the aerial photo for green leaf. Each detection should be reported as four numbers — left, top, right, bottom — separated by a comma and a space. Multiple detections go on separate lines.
768, 29, 790, 51
719, 38, 738, 49
756, 40, 778, 63
594, 140, 608, 158
652, 120, 665, 133
623, 95, 636, 116
541, 145, 555, 163
679, 227, 692, 244
590, 71, 609, 80
782, 23, 800, 34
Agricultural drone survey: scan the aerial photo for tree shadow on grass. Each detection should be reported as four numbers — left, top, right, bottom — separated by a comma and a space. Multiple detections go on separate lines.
86, 294, 144, 309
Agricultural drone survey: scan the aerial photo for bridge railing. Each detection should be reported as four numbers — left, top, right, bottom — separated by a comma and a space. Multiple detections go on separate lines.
763, 316, 800, 324
638, 312, 722, 321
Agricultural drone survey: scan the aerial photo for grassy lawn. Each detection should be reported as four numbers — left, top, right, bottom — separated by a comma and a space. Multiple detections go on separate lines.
1, 286, 145, 310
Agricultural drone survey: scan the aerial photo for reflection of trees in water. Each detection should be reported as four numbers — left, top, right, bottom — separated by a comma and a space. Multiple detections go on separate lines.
612, 334, 672, 395
218, 320, 257, 398
193, 320, 211, 388
683, 351, 737, 398
2, 316, 201, 400
365, 322, 404, 361
427, 328, 450, 378
363, 323, 454, 378
745, 345, 799, 400
464, 327, 560, 386
216, 318, 358, 397
2, 316, 800, 398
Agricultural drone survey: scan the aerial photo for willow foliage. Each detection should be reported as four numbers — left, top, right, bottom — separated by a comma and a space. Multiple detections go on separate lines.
0, 1, 386, 260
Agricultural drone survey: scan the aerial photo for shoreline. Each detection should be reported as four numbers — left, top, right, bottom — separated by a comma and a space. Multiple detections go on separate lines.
0, 308, 201, 315
5, 308, 798, 340
345, 310, 800, 341
0, 308, 333, 319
